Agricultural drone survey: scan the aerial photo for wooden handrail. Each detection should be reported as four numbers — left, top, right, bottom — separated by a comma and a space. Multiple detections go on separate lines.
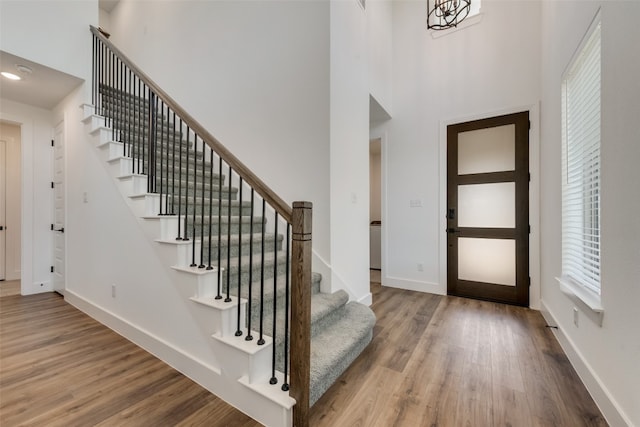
90, 25, 293, 223
92, 26, 312, 424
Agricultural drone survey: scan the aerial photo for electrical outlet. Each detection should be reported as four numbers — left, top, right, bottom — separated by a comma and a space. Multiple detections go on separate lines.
417, 263, 424, 272
573, 307, 579, 327
112, 284, 116, 298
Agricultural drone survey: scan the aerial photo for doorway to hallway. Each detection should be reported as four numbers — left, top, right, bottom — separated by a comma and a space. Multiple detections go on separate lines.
0, 121, 22, 284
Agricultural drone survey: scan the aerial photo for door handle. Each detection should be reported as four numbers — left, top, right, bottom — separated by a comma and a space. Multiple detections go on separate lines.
54, 227, 65, 233
0, 225, 4, 231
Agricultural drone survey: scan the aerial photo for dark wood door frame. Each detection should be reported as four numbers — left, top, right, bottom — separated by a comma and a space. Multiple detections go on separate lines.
447, 111, 530, 307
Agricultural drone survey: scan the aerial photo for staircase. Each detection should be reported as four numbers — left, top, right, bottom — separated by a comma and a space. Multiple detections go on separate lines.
84, 26, 375, 427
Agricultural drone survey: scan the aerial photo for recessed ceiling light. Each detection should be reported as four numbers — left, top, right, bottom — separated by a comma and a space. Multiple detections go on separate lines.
16, 64, 33, 74
1, 71, 21, 81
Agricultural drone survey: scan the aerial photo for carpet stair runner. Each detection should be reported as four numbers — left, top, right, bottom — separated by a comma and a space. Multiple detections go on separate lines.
92, 85, 376, 409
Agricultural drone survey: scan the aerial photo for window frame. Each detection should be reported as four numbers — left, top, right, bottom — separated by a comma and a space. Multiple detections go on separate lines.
557, 11, 603, 314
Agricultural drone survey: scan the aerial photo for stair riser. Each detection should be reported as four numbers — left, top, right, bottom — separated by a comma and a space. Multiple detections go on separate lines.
101, 111, 174, 130
219, 256, 288, 291
128, 146, 211, 166
184, 221, 265, 238
119, 140, 210, 162
126, 162, 221, 181
174, 203, 254, 222
195, 237, 282, 262
118, 136, 201, 157
99, 99, 165, 117
167, 201, 251, 217
154, 177, 228, 193
99, 109, 180, 136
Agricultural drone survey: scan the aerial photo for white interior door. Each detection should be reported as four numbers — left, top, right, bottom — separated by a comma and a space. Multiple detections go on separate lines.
53, 122, 65, 293
0, 140, 6, 281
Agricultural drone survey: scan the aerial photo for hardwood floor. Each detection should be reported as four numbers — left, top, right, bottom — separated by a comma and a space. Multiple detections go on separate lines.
0, 293, 260, 427
310, 283, 607, 426
1, 285, 607, 426
0, 280, 20, 297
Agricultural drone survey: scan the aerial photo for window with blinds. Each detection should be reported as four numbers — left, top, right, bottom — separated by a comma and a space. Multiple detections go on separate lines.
561, 17, 601, 296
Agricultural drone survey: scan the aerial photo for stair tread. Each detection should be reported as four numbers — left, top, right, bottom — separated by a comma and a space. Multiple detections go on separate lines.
256, 289, 349, 343
309, 302, 375, 405
310, 290, 349, 327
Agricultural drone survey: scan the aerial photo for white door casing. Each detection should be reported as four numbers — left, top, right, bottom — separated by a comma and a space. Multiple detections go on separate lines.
53, 122, 65, 293
0, 139, 6, 280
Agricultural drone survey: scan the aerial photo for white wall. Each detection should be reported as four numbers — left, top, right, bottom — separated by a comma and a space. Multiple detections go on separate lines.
367, 0, 394, 115
0, 99, 54, 294
56, 85, 242, 404
539, 2, 640, 426
107, 0, 331, 269
0, 122, 22, 280
99, 7, 111, 31
379, 0, 541, 298
0, 0, 96, 81
328, 0, 371, 303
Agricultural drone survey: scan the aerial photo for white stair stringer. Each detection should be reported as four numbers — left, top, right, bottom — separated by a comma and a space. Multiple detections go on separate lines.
80, 104, 296, 427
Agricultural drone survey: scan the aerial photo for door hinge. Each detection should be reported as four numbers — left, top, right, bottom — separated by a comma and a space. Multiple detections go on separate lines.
50, 223, 54, 230
528, 173, 531, 182
528, 224, 531, 233
529, 276, 531, 287
51, 139, 54, 147
51, 182, 54, 189
528, 120, 531, 130
51, 266, 54, 273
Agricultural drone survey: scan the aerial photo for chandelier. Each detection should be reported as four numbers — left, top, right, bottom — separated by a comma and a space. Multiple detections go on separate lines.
427, 0, 471, 30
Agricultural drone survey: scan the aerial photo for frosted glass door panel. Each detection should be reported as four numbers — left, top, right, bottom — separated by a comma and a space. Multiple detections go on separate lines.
458, 238, 516, 286
458, 183, 515, 228
458, 125, 515, 174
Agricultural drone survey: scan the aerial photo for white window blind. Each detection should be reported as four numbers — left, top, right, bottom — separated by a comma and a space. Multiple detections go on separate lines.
561, 20, 601, 295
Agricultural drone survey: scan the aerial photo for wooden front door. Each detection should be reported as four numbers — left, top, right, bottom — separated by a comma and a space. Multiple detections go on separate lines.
447, 111, 530, 306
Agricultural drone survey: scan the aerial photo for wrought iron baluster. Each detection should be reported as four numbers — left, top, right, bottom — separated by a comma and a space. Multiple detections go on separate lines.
184, 126, 191, 243
215, 156, 223, 300
171, 111, 177, 215
246, 189, 255, 342
92, 36, 96, 114
206, 149, 214, 270
258, 198, 266, 346
176, 119, 184, 240
235, 178, 244, 336
190, 133, 197, 266
282, 223, 291, 391
158, 100, 165, 210
270, 212, 279, 385
199, 137, 206, 268
225, 165, 233, 303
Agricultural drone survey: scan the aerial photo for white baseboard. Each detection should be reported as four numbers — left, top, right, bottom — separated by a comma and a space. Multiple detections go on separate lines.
382, 276, 444, 295
312, 250, 333, 294
357, 292, 372, 306
64, 290, 292, 427
540, 300, 633, 427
